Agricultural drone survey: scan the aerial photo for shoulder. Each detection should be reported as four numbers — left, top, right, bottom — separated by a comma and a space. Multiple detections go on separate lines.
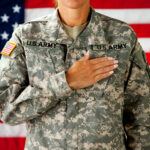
14, 10, 56, 36
95, 10, 136, 35
95, 10, 135, 33
92, 9, 137, 48
94, 10, 131, 28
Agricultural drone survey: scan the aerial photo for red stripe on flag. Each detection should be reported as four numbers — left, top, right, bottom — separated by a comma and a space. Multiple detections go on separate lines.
145, 53, 150, 65
0, 120, 3, 123
25, 0, 54, 8
130, 24, 150, 38
0, 138, 26, 150
25, 0, 150, 9
90, 0, 150, 9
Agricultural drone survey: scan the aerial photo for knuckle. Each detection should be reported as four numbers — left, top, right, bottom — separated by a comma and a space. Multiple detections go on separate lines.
103, 67, 108, 72
100, 67, 105, 72
104, 66, 113, 72
107, 67, 112, 71
94, 63, 102, 69
104, 61, 114, 67
109, 60, 114, 65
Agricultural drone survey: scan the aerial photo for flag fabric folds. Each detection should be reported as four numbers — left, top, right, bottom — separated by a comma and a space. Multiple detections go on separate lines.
0, 0, 150, 150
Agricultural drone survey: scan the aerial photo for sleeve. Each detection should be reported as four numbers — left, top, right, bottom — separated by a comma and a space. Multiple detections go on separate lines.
123, 38, 150, 149
0, 26, 73, 125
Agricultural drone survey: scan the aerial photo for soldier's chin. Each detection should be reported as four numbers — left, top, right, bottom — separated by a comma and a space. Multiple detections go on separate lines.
65, 5, 83, 9
64, 1, 85, 9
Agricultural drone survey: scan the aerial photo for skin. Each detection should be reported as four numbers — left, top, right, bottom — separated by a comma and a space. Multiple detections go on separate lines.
56, 0, 118, 89
57, 0, 90, 26
66, 52, 118, 90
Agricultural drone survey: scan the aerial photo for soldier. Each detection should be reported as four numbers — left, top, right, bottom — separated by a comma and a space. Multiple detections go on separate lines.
0, 0, 150, 149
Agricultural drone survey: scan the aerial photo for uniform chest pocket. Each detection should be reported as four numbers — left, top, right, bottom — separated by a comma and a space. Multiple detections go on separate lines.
25, 46, 56, 76
90, 45, 129, 73
48, 45, 66, 73
84, 46, 118, 96
85, 45, 129, 96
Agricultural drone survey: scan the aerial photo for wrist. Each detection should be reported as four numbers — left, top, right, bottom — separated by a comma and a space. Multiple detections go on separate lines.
65, 72, 76, 90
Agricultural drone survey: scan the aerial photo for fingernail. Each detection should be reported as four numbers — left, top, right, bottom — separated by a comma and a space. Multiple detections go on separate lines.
108, 57, 114, 60
109, 71, 114, 74
114, 64, 118, 68
114, 60, 118, 64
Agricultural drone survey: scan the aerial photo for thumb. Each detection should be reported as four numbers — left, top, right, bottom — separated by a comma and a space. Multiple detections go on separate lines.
79, 51, 90, 61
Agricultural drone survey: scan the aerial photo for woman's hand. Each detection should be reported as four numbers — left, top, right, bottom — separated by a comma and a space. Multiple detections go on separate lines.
66, 51, 118, 90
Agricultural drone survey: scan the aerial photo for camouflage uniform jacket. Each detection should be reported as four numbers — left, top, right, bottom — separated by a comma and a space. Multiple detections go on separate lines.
0, 8, 150, 150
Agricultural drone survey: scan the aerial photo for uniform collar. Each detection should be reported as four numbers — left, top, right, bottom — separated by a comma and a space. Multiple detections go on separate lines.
43, 9, 72, 45
77, 8, 107, 46
44, 7, 107, 46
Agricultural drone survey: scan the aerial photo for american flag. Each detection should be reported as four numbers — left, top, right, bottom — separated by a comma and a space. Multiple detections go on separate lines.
0, 0, 150, 149
0, 0, 24, 59
1, 42, 16, 56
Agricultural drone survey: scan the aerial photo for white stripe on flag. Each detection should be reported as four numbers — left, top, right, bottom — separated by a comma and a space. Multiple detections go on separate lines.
0, 124, 26, 137
25, 8, 55, 22
25, 8, 150, 24
138, 38, 150, 53
96, 9, 150, 24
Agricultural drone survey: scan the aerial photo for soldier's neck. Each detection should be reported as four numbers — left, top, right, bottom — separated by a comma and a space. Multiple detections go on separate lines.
58, 5, 90, 27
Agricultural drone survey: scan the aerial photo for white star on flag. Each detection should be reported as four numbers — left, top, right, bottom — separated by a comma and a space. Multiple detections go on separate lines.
12, 22, 19, 30
1, 14, 9, 22
1, 31, 9, 40
12, 4, 21, 13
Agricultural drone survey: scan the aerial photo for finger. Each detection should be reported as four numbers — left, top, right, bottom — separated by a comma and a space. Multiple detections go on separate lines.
90, 57, 115, 64
92, 60, 118, 70
79, 51, 90, 61
86, 51, 90, 59
94, 64, 118, 76
94, 71, 114, 83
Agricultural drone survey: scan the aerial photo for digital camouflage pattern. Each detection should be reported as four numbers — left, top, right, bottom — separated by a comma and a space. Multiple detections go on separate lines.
0, 8, 150, 150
